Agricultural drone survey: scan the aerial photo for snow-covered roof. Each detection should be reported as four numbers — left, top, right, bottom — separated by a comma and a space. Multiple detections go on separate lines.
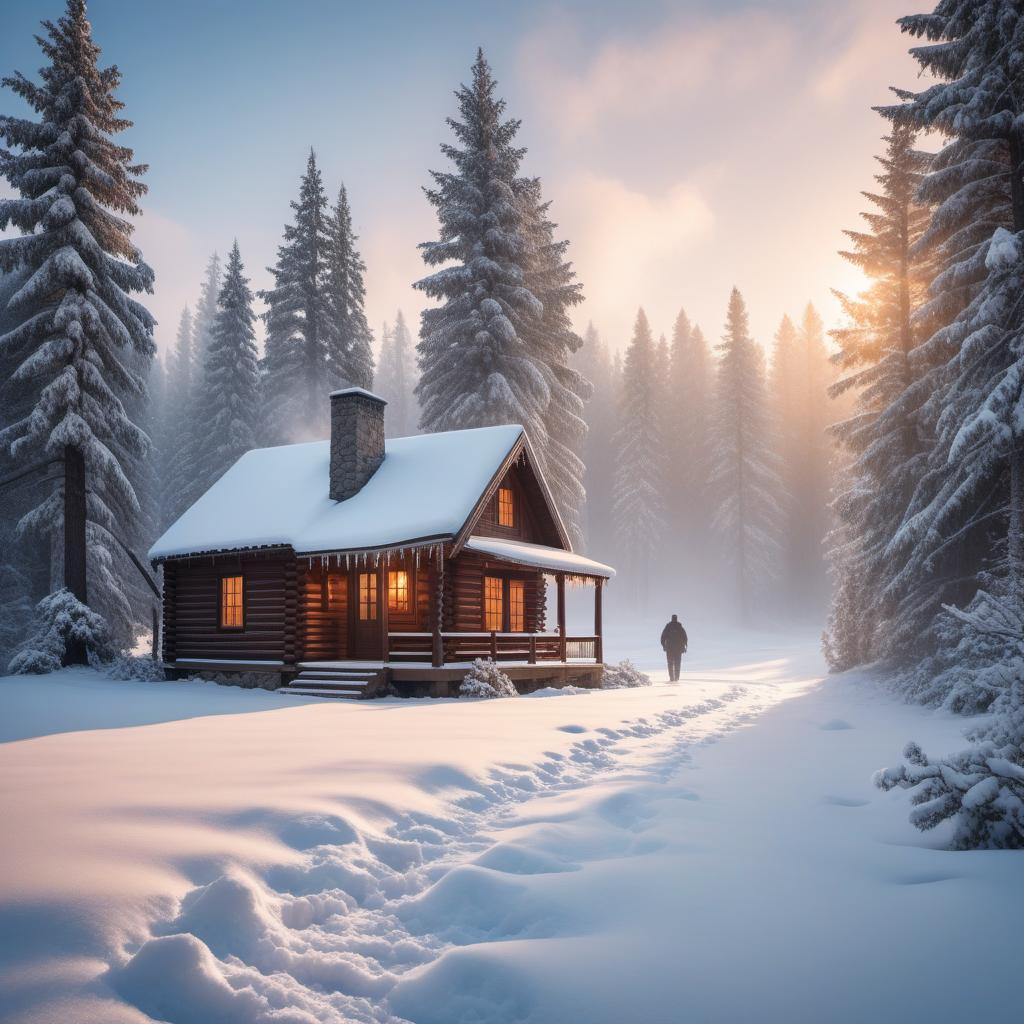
149, 425, 525, 561
464, 537, 615, 579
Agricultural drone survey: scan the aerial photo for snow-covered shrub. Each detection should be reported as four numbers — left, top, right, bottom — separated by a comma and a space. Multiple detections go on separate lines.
875, 680, 1024, 850
103, 654, 165, 682
892, 588, 1022, 715
7, 589, 112, 674
877, 589, 1024, 848
460, 659, 517, 698
601, 659, 652, 689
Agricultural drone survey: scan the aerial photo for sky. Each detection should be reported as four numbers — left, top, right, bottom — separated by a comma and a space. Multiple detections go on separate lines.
0, 0, 927, 361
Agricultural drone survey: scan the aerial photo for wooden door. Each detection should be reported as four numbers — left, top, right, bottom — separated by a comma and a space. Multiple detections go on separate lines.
351, 568, 382, 659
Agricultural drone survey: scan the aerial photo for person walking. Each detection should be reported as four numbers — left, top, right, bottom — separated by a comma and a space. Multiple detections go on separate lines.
660, 614, 688, 682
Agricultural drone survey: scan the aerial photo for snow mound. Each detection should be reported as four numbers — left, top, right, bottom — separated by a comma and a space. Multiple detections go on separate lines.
460, 659, 517, 698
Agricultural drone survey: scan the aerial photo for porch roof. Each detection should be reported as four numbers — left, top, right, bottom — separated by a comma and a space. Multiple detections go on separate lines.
463, 536, 615, 579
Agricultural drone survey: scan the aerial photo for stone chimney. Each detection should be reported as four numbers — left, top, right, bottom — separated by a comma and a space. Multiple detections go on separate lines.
329, 388, 387, 501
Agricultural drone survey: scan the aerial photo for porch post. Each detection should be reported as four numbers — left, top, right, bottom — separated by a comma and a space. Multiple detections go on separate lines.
594, 578, 603, 664
557, 573, 567, 662
431, 549, 444, 667
380, 562, 390, 664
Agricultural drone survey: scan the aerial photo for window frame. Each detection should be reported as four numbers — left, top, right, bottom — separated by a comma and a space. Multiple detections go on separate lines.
509, 578, 526, 632
218, 573, 245, 631
496, 485, 516, 529
388, 569, 410, 614
358, 571, 379, 622
484, 575, 504, 632
482, 574, 531, 633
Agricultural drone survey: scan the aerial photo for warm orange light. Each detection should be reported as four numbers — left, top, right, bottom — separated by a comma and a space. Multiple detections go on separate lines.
220, 575, 243, 628
388, 570, 410, 613
485, 576, 503, 631
358, 572, 378, 621
498, 487, 515, 528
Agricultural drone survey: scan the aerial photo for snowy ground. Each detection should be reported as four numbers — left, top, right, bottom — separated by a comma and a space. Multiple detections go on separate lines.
0, 628, 1019, 1024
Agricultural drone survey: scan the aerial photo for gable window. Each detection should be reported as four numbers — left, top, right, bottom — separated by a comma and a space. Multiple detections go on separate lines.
358, 572, 378, 621
388, 570, 410, 613
497, 486, 515, 528
220, 575, 244, 629
509, 579, 525, 632
484, 576, 504, 631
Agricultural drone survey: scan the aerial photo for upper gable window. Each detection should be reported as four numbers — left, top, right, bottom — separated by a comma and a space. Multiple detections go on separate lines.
220, 575, 244, 629
497, 486, 515, 528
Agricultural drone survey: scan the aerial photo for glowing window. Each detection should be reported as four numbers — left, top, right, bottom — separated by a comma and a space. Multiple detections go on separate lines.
220, 575, 244, 629
509, 579, 525, 632
388, 570, 410, 613
325, 573, 345, 609
497, 486, 515, 528
484, 576, 504, 632
358, 572, 378, 621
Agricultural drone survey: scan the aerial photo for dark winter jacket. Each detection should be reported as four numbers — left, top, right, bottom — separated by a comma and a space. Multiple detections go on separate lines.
660, 620, 688, 654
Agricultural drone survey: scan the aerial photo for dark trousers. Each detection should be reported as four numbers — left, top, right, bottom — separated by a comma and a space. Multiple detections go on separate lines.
667, 650, 682, 681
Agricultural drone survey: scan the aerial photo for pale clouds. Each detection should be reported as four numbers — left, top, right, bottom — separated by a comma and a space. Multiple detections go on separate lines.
556, 174, 714, 345
520, 9, 797, 138
516, 0, 917, 350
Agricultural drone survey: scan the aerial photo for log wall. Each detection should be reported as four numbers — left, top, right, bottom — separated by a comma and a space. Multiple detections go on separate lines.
165, 552, 290, 663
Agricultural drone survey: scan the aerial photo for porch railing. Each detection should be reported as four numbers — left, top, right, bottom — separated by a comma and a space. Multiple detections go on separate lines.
388, 632, 601, 664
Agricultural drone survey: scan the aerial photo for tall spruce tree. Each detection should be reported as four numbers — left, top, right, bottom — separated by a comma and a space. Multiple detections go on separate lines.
612, 310, 665, 605
175, 254, 221, 514
825, 124, 931, 669
879, 2, 1023, 657
160, 307, 195, 526
324, 184, 374, 392
872, 1, 1024, 849
710, 288, 784, 624
576, 323, 619, 559
376, 310, 418, 437
261, 151, 331, 443
194, 242, 260, 491
519, 180, 590, 547
415, 51, 548, 444
664, 309, 713, 572
771, 304, 833, 612
0, 0, 155, 662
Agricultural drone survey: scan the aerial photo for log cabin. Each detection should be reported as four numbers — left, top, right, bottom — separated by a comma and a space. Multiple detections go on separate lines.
148, 388, 615, 698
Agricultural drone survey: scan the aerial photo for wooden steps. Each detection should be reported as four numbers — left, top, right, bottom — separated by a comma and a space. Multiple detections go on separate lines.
277, 666, 386, 700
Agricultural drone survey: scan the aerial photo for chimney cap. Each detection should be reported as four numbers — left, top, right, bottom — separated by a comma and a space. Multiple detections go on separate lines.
329, 386, 387, 405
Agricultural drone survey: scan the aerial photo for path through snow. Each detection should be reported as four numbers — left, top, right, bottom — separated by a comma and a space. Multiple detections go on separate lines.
1, 631, 1020, 1023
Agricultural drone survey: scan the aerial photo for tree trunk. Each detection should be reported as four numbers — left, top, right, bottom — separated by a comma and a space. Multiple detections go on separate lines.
62, 444, 88, 665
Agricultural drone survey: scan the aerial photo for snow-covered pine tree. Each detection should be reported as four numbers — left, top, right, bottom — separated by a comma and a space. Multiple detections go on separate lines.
0, 0, 155, 663
664, 309, 713, 574
873, 1, 1024, 848
324, 183, 374, 393
575, 323, 619, 559
825, 123, 931, 669
191, 253, 222, 373
878, 3, 1024, 667
175, 254, 221, 513
376, 311, 419, 437
193, 242, 260, 492
415, 51, 548, 445
260, 151, 331, 444
710, 288, 784, 624
519, 179, 590, 547
159, 307, 196, 526
771, 305, 833, 613
612, 309, 666, 606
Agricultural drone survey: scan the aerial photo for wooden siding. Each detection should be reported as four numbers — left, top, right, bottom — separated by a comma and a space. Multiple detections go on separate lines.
165, 553, 290, 663
299, 563, 349, 661
444, 550, 546, 633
